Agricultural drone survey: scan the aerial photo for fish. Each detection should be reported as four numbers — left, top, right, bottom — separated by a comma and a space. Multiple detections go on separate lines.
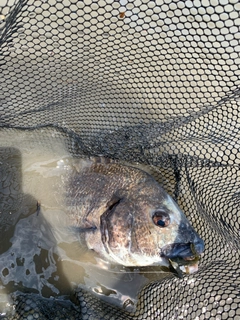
65, 158, 204, 275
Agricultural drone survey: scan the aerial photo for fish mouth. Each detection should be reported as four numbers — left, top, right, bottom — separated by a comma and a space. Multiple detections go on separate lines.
160, 242, 204, 276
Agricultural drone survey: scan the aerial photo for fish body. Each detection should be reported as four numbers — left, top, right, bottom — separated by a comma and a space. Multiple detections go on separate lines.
66, 159, 204, 273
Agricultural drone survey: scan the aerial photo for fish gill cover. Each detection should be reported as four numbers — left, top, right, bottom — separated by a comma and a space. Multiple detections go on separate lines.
0, 0, 240, 319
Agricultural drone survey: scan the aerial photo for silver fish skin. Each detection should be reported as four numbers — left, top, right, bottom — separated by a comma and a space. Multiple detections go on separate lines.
66, 159, 204, 271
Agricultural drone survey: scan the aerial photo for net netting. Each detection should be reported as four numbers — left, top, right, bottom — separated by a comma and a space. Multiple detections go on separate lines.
0, 0, 240, 319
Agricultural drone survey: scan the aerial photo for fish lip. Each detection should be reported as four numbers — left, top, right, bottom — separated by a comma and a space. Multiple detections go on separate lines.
160, 241, 204, 261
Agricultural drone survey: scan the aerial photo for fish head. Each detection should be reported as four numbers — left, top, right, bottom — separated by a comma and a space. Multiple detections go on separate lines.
94, 176, 204, 275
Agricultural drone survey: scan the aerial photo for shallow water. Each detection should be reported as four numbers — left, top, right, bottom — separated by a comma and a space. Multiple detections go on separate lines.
0, 128, 171, 313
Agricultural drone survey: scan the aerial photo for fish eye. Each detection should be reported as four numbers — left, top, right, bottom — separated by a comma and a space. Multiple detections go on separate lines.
152, 211, 170, 228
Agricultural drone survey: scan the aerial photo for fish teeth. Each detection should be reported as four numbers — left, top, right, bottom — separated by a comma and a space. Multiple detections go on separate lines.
183, 256, 196, 261
179, 263, 199, 274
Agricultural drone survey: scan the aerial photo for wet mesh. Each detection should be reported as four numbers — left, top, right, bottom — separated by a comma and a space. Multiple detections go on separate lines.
0, 0, 240, 319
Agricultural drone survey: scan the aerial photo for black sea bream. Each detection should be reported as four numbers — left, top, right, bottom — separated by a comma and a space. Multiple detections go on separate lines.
66, 158, 204, 274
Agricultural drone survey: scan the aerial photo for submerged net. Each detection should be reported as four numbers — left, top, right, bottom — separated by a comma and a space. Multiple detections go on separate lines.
0, 0, 240, 319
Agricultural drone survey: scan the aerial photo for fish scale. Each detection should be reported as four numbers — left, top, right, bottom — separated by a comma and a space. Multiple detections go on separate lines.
64, 158, 204, 272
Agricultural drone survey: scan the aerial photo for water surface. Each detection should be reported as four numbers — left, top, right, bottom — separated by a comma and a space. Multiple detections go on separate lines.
0, 128, 171, 312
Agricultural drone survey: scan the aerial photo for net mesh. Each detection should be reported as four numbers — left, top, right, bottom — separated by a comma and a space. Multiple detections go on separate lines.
0, 0, 240, 319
